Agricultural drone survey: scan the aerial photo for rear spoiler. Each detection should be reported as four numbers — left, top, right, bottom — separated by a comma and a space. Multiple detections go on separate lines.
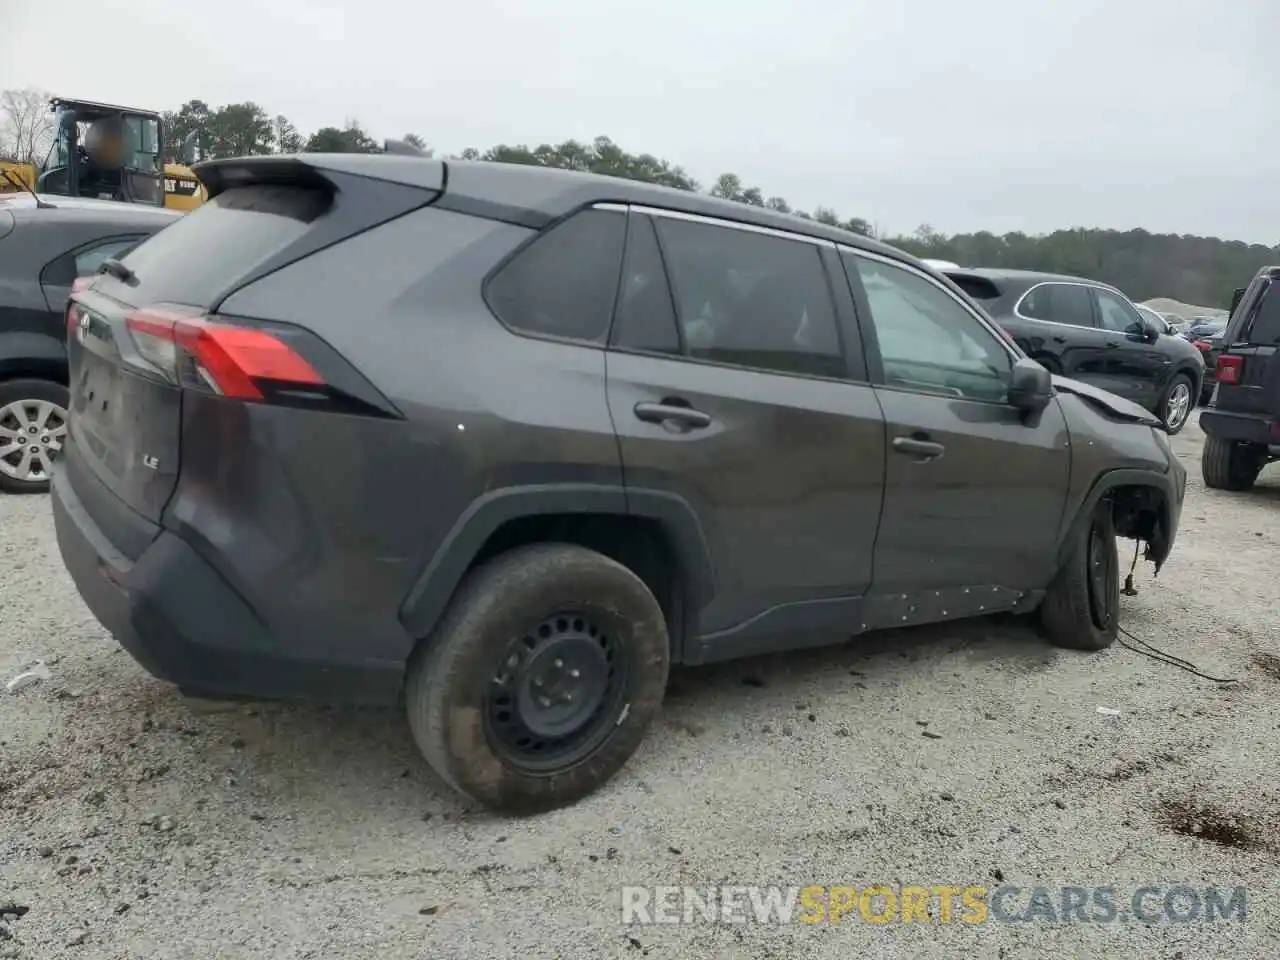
191, 152, 445, 201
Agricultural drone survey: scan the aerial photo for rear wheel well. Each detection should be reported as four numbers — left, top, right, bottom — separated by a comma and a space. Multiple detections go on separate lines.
466, 513, 685, 655
0, 358, 68, 387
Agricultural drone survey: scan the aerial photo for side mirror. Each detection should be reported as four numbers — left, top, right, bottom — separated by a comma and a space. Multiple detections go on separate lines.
1229, 286, 1246, 318
1008, 357, 1053, 416
179, 129, 200, 165
1129, 318, 1159, 343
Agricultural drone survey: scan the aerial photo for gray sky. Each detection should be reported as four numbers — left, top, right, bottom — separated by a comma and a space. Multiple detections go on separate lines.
3, 0, 1276, 243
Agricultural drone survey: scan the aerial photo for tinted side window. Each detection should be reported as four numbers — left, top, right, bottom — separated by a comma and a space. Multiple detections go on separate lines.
654, 218, 844, 378
487, 208, 626, 343
75, 237, 142, 277
1020, 283, 1093, 327
1245, 282, 1280, 344
849, 253, 1011, 403
611, 215, 680, 354
1095, 288, 1143, 334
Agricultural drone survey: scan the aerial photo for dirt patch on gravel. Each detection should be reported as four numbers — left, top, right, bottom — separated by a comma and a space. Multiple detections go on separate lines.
1248, 651, 1280, 680
1156, 796, 1274, 852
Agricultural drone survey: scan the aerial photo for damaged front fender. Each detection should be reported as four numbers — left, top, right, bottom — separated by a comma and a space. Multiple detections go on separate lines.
1051, 376, 1165, 430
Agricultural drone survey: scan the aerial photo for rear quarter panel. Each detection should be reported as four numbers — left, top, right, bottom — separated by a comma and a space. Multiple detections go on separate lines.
175, 207, 625, 660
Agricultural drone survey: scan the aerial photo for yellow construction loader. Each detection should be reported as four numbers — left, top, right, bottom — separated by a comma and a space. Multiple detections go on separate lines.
0, 97, 205, 211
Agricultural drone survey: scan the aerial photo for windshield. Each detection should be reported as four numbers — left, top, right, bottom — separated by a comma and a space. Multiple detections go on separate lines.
46, 114, 162, 174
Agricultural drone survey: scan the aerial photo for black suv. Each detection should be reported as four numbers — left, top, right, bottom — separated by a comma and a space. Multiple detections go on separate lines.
0, 193, 178, 492
1199, 266, 1280, 490
51, 155, 1185, 813
940, 268, 1205, 435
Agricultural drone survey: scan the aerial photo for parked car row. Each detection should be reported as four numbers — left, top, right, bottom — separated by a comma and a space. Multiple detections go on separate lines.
0, 192, 178, 491
936, 267, 1205, 434
45, 153, 1185, 813
1200, 266, 1280, 490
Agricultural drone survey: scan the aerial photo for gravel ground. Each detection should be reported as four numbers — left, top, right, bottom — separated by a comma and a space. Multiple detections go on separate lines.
2, 415, 1279, 959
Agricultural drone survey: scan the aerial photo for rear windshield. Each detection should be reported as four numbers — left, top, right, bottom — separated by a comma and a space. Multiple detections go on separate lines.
105, 184, 330, 307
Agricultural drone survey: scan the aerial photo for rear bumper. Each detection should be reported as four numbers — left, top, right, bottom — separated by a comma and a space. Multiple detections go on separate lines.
1199, 408, 1277, 446
51, 466, 404, 704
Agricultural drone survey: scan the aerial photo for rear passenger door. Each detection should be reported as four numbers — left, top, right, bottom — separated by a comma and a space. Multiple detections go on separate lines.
604, 206, 886, 657
844, 250, 1070, 610
1011, 281, 1110, 383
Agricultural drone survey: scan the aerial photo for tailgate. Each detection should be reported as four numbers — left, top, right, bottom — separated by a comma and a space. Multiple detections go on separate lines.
66, 292, 187, 522
1217, 269, 1280, 414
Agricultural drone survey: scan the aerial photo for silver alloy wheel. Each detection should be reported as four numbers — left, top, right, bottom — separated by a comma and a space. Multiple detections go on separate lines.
0, 399, 68, 484
1165, 381, 1191, 431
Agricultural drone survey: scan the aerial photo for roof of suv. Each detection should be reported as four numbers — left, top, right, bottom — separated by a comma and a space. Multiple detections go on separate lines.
943, 266, 1129, 301
193, 153, 918, 266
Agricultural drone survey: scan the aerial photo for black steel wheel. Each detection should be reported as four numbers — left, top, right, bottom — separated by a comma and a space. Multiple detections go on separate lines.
485, 612, 631, 773
406, 543, 669, 814
1040, 499, 1120, 651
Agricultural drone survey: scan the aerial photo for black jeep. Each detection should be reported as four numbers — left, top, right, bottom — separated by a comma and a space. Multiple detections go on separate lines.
1199, 267, 1280, 489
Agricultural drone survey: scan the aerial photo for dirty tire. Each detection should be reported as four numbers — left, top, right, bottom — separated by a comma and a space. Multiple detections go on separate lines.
1040, 499, 1120, 651
0, 378, 69, 494
1201, 436, 1263, 491
1157, 372, 1194, 435
406, 543, 669, 814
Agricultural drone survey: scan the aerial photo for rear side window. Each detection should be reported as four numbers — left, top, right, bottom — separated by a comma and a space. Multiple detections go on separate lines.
486, 208, 626, 343
1019, 283, 1094, 327
654, 217, 844, 378
112, 185, 330, 307
1246, 281, 1280, 344
75, 237, 141, 277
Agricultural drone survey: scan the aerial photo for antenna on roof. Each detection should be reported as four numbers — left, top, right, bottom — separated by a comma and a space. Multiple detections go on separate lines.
383, 138, 425, 156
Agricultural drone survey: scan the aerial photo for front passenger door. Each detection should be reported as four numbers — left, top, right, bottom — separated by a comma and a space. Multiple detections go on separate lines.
1093, 287, 1170, 406
844, 250, 1071, 611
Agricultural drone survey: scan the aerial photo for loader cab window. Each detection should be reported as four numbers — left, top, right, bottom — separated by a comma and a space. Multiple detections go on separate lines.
44, 115, 162, 174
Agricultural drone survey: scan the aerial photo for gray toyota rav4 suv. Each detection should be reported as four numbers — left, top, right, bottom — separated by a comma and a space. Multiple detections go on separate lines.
52, 154, 1186, 813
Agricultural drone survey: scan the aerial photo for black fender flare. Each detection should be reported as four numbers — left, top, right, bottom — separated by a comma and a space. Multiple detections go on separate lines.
1167, 360, 1204, 397
1056, 467, 1179, 571
0, 331, 68, 381
398, 483, 715, 654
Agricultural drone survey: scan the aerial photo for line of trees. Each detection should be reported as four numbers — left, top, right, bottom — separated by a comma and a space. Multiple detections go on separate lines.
3, 87, 1276, 308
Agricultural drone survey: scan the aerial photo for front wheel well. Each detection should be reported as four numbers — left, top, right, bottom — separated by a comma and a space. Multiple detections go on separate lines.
1107, 484, 1171, 571
466, 513, 686, 656
1171, 363, 1202, 393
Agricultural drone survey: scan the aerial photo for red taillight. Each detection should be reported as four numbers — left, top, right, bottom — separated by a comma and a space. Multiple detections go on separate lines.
1216, 354, 1243, 385
1191, 339, 1211, 353
123, 309, 324, 401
